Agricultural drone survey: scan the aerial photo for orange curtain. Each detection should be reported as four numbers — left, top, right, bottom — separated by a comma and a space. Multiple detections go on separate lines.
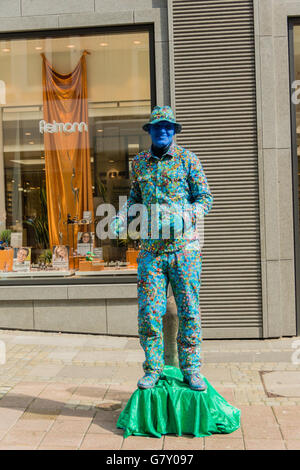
41, 52, 94, 254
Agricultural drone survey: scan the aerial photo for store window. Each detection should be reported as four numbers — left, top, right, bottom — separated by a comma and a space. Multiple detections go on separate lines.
291, 25, 300, 231
0, 28, 152, 280
290, 20, 300, 332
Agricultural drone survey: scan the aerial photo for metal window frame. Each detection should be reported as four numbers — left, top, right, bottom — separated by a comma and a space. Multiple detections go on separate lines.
288, 18, 300, 335
0, 24, 156, 286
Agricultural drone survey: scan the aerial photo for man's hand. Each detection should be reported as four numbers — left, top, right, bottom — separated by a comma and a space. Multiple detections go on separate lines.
160, 204, 194, 237
110, 215, 126, 237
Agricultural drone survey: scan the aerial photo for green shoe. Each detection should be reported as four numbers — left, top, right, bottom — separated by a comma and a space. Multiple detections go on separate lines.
183, 372, 207, 391
137, 372, 161, 389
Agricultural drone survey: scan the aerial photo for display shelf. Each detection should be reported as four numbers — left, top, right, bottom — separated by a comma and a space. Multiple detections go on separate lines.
0, 268, 137, 278
74, 268, 137, 276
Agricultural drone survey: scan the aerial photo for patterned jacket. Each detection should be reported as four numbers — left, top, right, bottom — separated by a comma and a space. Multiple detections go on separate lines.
110, 142, 213, 253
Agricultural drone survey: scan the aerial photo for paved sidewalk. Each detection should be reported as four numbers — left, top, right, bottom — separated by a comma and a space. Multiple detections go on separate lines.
0, 329, 299, 450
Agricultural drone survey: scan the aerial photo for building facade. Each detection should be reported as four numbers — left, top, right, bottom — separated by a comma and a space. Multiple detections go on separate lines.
0, 0, 298, 339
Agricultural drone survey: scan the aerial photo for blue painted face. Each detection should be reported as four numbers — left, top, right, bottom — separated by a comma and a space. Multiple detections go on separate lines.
148, 121, 176, 148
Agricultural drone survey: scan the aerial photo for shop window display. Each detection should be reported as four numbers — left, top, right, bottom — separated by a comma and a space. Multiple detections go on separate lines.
0, 29, 151, 279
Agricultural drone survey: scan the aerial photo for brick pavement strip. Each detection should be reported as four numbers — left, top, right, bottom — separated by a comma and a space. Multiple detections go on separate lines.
121, 436, 164, 450
285, 440, 300, 450
80, 434, 123, 450
8, 417, 54, 432
244, 439, 286, 450
0, 430, 46, 450
0, 329, 299, 449
38, 430, 85, 448
204, 438, 245, 450
163, 436, 204, 450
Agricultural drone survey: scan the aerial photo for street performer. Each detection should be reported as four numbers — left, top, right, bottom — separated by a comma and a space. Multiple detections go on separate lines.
110, 106, 213, 391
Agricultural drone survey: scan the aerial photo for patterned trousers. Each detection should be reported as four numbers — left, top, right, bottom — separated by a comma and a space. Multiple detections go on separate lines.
137, 247, 203, 375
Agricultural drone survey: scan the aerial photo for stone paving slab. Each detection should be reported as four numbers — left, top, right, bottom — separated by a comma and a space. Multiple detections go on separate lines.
0, 329, 299, 449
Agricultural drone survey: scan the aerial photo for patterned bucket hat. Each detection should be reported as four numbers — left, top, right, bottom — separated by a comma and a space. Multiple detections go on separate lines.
142, 105, 182, 133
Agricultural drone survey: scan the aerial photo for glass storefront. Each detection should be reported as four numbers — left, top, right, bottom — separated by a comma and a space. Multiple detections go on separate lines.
290, 21, 300, 332
0, 28, 152, 280
292, 26, 300, 233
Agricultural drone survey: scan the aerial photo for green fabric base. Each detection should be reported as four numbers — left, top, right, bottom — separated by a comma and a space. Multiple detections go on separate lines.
117, 366, 241, 438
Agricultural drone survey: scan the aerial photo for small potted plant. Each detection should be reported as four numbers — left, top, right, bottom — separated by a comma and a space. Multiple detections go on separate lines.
0, 230, 13, 271
38, 249, 52, 267
23, 186, 49, 263
0, 229, 11, 247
